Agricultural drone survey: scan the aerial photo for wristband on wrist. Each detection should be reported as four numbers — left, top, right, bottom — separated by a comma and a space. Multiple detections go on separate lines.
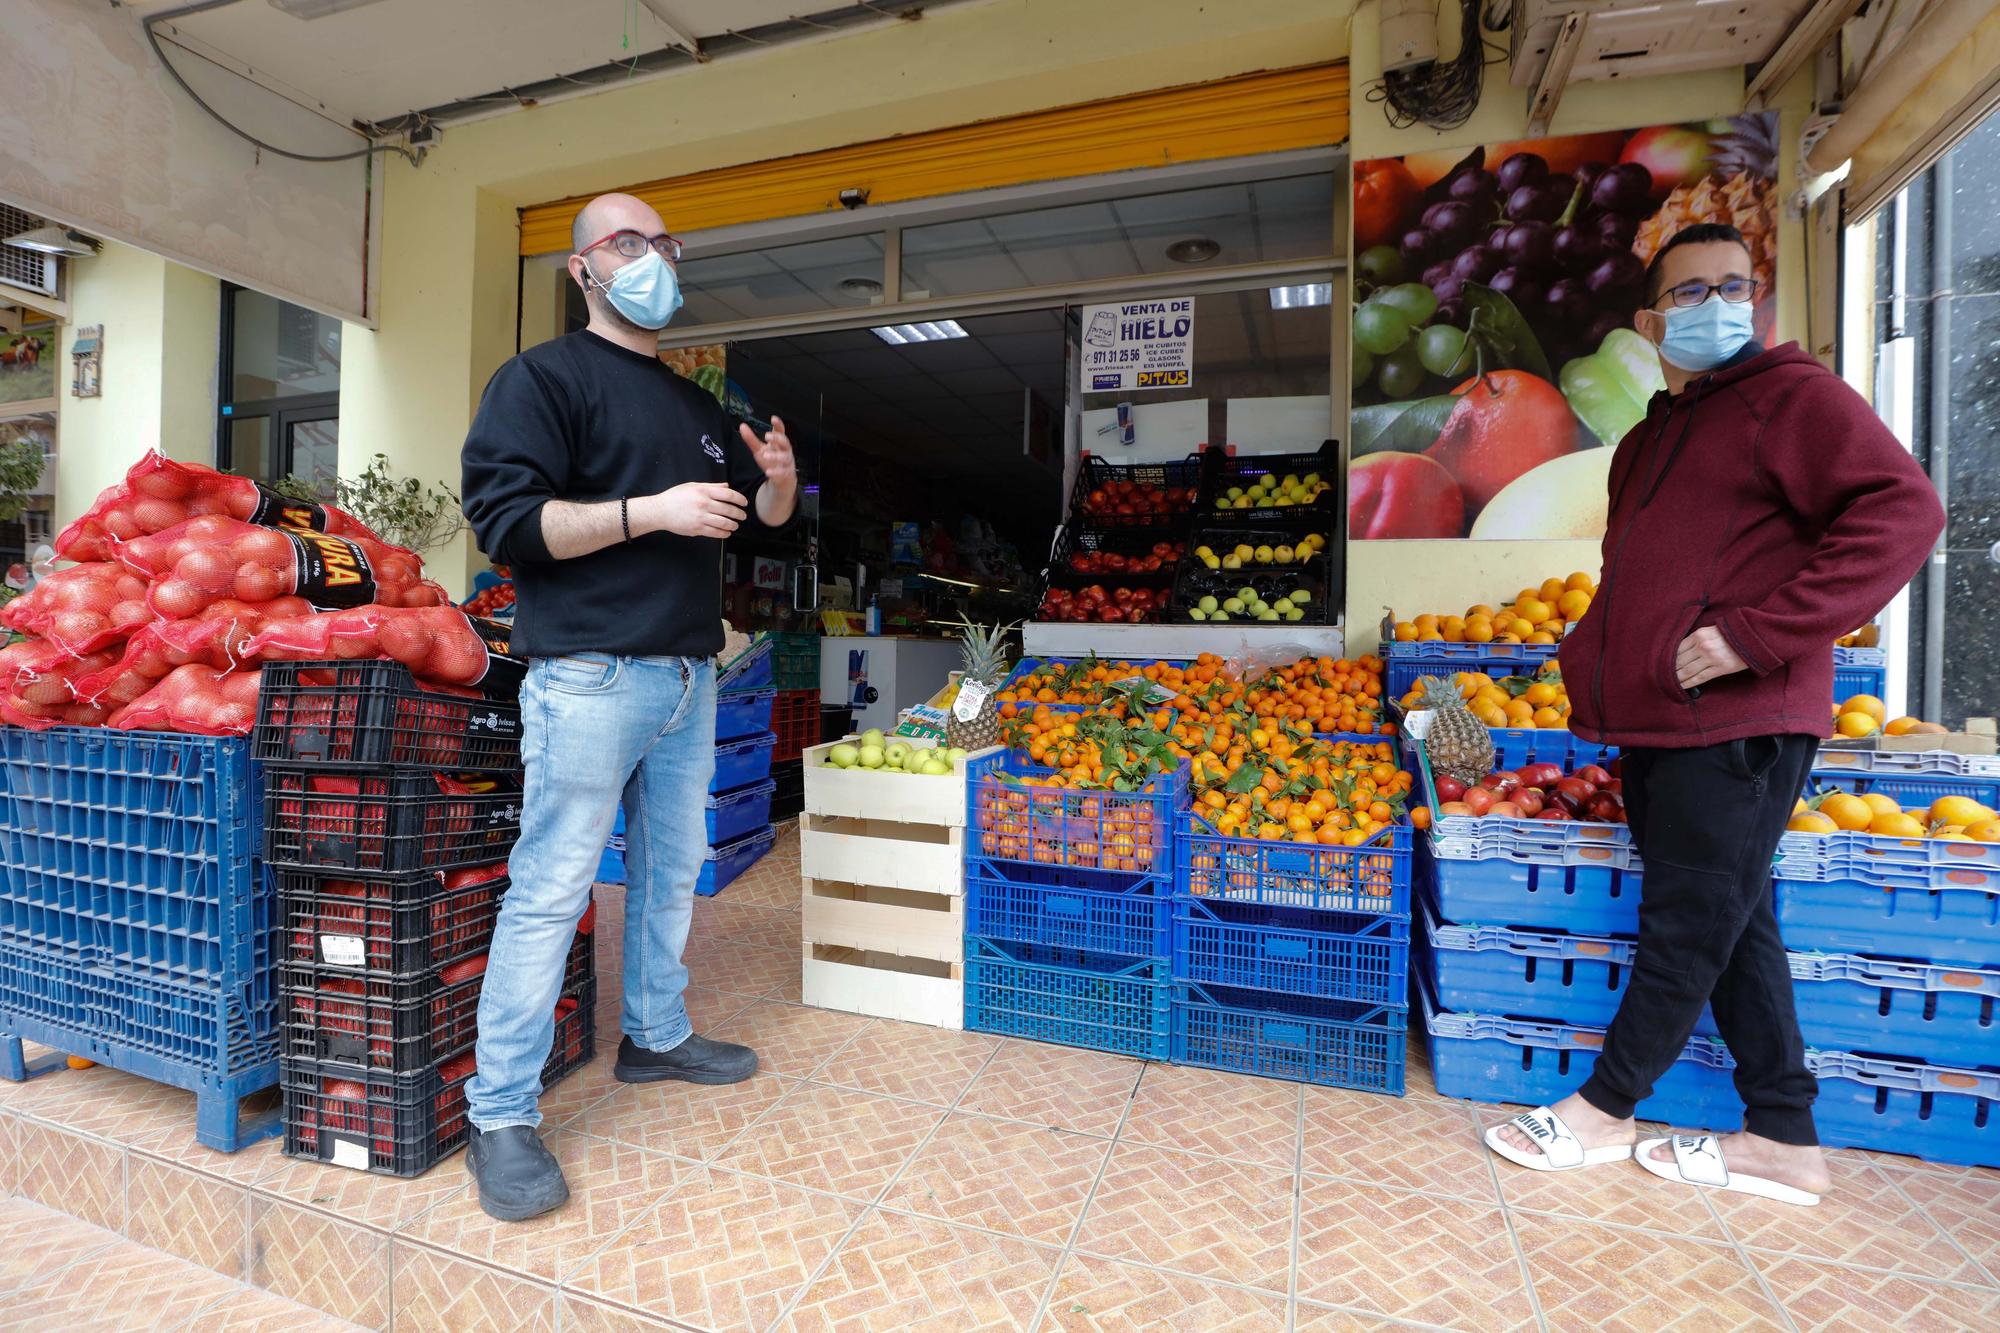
621, 496, 632, 542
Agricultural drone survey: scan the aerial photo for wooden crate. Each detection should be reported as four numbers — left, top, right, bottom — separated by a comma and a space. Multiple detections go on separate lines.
803, 877, 963, 963
803, 942, 962, 1028
801, 739, 999, 826
799, 812, 963, 895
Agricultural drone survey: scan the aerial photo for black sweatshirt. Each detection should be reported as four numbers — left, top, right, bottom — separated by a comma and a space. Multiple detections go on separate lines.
460, 330, 785, 659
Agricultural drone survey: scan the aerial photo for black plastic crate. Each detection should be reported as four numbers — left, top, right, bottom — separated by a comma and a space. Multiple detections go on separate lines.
1062, 453, 1204, 531
264, 769, 521, 874
277, 863, 509, 976
770, 758, 804, 822
281, 980, 594, 1178
1037, 527, 1188, 624
283, 922, 592, 1072
1194, 441, 1340, 523
256, 660, 523, 774
1170, 524, 1338, 625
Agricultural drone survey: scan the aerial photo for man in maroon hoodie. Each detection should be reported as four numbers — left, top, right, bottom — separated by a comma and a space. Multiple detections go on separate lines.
1484, 223, 1945, 1205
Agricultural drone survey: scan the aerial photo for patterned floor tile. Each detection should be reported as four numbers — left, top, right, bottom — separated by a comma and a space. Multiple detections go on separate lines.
1702, 1153, 1978, 1280
183, 1288, 369, 1332
245, 1195, 393, 1328
592, 984, 756, 1039
557, 1292, 686, 1330
537, 1050, 628, 1127
709, 999, 873, 1079
766, 967, 807, 1003
813, 1022, 999, 1107
572, 1069, 791, 1162
718, 858, 805, 910
0, 1110, 15, 1194
253, 1139, 472, 1231
391, 1240, 557, 1331
1755, 1254, 2000, 1332
403, 1130, 689, 1282
1302, 1086, 1495, 1202
11, 1229, 249, 1331
0, 1197, 122, 1294
1043, 1251, 1289, 1332
1295, 1176, 1535, 1330
1514, 1214, 1789, 1332
1118, 1063, 1300, 1171
126, 1151, 248, 1276
4, 1063, 192, 1146
1292, 1299, 1468, 1329
778, 1208, 1059, 1332
136, 1126, 287, 1186
881, 1112, 1110, 1244
1073, 1141, 1294, 1291
714, 1081, 944, 1201
704, 944, 806, 999
689, 899, 805, 955
956, 1040, 1143, 1137
1476, 1108, 1722, 1236
14, 1117, 125, 1231
1912, 1168, 2000, 1281
565, 1167, 861, 1331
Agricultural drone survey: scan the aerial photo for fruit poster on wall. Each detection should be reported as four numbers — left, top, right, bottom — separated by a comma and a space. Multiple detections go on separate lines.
1348, 114, 1778, 541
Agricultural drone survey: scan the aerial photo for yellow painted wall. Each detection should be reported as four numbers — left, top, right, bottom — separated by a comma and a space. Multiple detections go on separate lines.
334, 0, 1353, 596
54, 241, 220, 533
1341, 3, 1816, 656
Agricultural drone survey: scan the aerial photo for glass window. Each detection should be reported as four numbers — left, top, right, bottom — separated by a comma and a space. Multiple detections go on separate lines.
673, 233, 887, 328
902, 175, 1335, 299
218, 285, 340, 484
229, 290, 341, 400
224, 417, 273, 481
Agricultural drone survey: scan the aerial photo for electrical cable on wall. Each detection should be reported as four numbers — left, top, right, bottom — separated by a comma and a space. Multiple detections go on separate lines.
1369, 0, 1496, 132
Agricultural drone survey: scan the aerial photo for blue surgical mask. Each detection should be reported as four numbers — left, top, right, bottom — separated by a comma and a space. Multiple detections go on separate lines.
1657, 294, 1754, 372
585, 249, 683, 330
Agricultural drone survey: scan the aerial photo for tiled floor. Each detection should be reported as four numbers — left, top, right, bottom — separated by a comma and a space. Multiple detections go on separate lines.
4, 818, 1998, 1332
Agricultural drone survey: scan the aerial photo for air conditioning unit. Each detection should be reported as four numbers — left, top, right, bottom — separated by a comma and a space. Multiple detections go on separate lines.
1508, 0, 1814, 87
0, 204, 59, 298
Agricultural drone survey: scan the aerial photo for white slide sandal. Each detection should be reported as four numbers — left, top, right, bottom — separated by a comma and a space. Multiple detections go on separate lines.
1484, 1106, 1636, 1172
1635, 1134, 1823, 1207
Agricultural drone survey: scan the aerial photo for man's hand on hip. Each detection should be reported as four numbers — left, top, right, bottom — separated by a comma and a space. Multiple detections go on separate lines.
1677, 626, 1749, 691
639, 483, 747, 539
741, 415, 796, 494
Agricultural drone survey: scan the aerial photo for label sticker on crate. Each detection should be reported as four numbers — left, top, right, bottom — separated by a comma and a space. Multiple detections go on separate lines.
319, 934, 367, 969
330, 1136, 369, 1171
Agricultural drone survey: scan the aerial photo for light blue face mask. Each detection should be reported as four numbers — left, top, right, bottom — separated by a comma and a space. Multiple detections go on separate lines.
585, 249, 683, 330
1657, 294, 1754, 372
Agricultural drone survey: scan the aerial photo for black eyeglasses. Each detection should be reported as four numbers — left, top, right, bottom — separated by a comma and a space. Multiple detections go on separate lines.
1658, 277, 1760, 308
578, 229, 683, 263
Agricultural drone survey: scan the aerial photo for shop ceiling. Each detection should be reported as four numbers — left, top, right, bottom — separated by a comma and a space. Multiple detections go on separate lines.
128, 0, 969, 133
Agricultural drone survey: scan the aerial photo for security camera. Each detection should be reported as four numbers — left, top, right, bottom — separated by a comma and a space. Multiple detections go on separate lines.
838, 187, 870, 210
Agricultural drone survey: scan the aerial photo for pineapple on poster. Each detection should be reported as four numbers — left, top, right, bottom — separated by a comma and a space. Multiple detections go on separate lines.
1347, 114, 1779, 543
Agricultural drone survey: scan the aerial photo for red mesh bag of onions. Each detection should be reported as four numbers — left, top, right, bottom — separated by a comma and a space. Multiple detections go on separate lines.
71, 595, 313, 706
56, 451, 389, 562
114, 516, 445, 619
109, 664, 264, 735
242, 606, 517, 689
0, 638, 119, 729
0, 563, 152, 656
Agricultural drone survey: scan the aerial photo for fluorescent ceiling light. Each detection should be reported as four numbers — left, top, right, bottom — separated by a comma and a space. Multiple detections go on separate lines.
871, 319, 968, 345
3, 226, 99, 257
1269, 283, 1332, 309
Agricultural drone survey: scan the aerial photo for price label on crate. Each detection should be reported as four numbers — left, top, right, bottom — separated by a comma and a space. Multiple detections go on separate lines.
319, 934, 366, 969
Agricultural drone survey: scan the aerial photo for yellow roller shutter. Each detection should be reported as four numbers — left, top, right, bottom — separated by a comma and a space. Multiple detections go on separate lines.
518, 62, 1348, 256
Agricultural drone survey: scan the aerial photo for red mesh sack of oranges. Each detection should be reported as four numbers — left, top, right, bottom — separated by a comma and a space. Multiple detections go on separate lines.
56, 450, 389, 562
108, 663, 264, 735
71, 595, 312, 706
113, 515, 444, 619
0, 562, 152, 656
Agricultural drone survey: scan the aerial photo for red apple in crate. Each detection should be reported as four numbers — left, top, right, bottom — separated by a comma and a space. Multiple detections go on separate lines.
1348, 453, 1465, 539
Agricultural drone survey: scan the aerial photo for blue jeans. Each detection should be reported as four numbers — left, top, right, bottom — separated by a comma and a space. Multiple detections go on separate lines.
468, 652, 716, 1130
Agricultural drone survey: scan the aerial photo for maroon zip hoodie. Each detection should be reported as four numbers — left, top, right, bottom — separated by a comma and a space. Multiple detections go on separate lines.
1557, 342, 1944, 749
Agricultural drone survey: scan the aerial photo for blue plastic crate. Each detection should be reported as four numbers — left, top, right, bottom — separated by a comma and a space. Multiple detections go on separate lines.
1173, 897, 1409, 1007
713, 732, 777, 794
1788, 954, 1998, 1069
1775, 875, 1998, 969
964, 856, 1171, 959
1416, 742, 1638, 876
1416, 900, 1715, 1033
1383, 642, 1561, 700
967, 752, 1185, 883
1181, 818, 1410, 917
1420, 838, 1643, 935
719, 639, 774, 692
1833, 659, 1887, 705
709, 779, 777, 845
717, 687, 777, 742
1773, 827, 1998, 889
697, 824, 776, 898
1807, 747, 2000, 809
963, 935, 1171, 1060
1811, 769, 2000, 809
0, 728, 277, 1151
1810, 1052, 1999, 1168
1419, 971, 1741, 1129
1172, 981, 1406, 1093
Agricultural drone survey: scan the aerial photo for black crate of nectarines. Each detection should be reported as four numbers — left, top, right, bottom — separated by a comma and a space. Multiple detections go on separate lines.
1062, 453, 1204, 530
1171, 526, 1336, 626
255, 660, 522, 774
1195, 442, 1340, 523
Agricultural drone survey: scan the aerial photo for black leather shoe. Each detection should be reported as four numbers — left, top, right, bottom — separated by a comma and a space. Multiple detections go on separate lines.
466, 1125, 569, 1221
614, 1033, 758, 1085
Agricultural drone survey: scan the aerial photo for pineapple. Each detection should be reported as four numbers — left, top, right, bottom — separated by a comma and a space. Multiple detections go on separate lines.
1633, 115, 1778, 319
1418, 674, 1495, 788
946, 617, 1013, 752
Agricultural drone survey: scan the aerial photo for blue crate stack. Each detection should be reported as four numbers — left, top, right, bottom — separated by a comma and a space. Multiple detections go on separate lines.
1379, 639, 1563, 704
1832, 646, 1888, 707
256, 658, 595, 1177
0, 728, 279, 1152
1414, 736, 2000, 1168
598, 640, 778, 896
960, 752, 1182, 1060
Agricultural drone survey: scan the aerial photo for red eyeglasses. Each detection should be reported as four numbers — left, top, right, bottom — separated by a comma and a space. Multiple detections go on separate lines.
578, 230, 683, 263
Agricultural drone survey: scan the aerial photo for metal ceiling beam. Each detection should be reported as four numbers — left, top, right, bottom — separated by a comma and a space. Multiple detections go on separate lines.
1525, 12, 1586, 139
1746, 0, 1868, 111
635, 0, 710, 61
